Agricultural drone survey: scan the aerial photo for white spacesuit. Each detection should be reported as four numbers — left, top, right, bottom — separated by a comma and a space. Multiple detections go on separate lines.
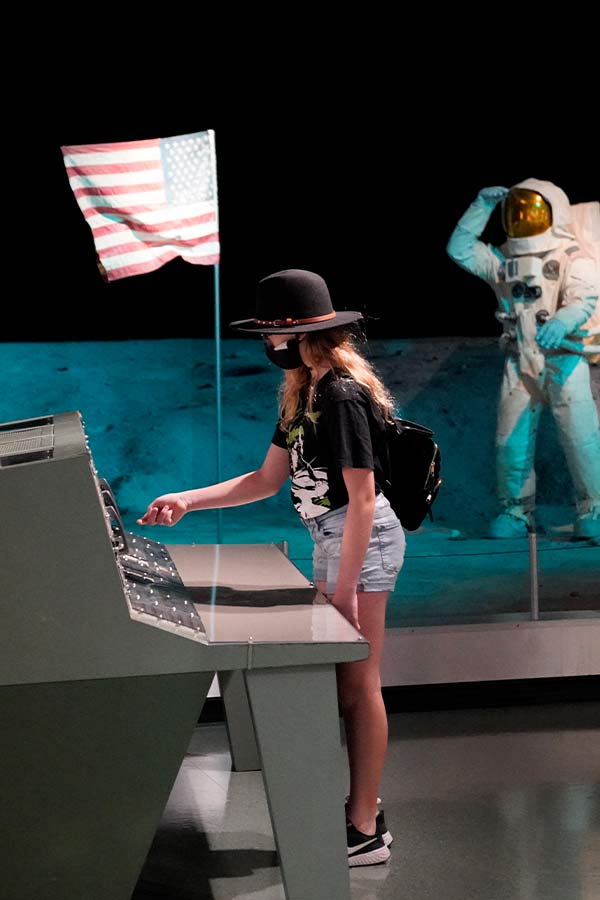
447, 178, 600, 538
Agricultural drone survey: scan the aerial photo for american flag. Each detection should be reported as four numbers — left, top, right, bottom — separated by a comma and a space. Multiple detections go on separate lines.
61, 130, 219, 281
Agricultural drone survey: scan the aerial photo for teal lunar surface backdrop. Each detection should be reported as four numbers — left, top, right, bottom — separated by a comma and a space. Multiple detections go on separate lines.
2, 337, 598, 624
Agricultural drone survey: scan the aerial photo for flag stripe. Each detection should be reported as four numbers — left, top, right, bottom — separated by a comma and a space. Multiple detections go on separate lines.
62, 138, 160, 154
91, 212, 216, 239
74, 190, 167, 209
97, 230, 219, 255
105, 250, 220, 282
101, 240, 221, 270
83, 200, 216, 227
61, 129, 219, 281
67, 169, 163, 189
62, 145, 161, 167
72, 182, 166, 198
65, 160, 162, 177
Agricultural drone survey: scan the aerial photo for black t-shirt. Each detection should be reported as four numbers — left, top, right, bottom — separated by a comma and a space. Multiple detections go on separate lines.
271, 371, 386, 519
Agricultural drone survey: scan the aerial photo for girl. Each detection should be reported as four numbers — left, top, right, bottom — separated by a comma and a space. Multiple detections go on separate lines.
138, 269, 406, 867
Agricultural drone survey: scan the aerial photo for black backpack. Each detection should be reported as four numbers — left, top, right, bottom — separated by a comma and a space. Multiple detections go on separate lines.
365, 394, 442, 531
378, 417, 442, 531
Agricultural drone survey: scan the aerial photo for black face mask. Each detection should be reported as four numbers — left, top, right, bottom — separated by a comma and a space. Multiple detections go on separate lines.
263, 336, 304, 370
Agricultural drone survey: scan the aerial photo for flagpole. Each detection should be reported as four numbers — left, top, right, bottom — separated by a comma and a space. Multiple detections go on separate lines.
213, 262, 223, 543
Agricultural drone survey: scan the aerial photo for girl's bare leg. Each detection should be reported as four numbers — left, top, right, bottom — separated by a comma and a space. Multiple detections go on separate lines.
318, 583, 389, 836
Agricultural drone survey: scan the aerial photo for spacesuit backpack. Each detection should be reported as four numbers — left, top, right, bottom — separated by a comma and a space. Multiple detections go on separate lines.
571, 200, 600, 361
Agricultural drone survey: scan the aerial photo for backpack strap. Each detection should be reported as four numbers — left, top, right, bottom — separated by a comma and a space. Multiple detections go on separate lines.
319, 372, 392, 487
356, 385, 392, 490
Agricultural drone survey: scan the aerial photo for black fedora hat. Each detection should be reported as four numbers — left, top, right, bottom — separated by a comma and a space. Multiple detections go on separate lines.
229, 269, 363, 334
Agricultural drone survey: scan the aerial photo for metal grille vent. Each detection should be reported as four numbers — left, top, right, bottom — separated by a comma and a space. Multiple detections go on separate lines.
0, 424, 55, 466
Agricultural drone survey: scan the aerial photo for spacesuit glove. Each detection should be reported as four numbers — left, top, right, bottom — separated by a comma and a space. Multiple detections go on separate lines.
451, 187, 509, 243
536, 318, 569, 350
478, 186, 509, 207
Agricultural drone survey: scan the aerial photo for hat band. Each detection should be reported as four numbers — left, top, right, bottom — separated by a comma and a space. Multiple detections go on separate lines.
253, 311, 336, 328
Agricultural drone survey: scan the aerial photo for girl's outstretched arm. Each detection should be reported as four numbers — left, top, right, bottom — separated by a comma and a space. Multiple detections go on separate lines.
137, 444, 289, 526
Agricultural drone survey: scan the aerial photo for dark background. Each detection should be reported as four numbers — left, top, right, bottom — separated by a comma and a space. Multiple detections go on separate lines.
8, 74, 597, 342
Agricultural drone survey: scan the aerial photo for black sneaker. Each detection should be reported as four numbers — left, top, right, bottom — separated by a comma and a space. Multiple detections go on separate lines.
345, 797, 393, 848
376, 809, 393, 847
346, 821, 390, 867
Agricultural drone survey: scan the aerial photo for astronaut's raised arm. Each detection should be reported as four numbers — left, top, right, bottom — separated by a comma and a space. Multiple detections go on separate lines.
447, 187, 507, 286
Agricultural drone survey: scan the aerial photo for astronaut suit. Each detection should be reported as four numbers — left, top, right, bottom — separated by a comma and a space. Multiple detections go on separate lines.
447, 178, 600, 539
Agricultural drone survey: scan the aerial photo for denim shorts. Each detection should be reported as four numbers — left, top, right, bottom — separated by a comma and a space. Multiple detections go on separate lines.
302, 493, 406, 594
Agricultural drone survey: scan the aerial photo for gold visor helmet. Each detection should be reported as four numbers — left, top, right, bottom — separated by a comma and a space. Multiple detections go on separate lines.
502, 188, 553, 238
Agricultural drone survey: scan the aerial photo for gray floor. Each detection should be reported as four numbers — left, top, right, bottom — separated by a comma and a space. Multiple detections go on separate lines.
132, 702, 600, 900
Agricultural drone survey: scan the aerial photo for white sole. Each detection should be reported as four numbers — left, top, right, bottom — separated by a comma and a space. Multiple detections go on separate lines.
348, 843, 391, 867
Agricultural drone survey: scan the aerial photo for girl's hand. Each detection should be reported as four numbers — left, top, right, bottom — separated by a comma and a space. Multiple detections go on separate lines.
330, 587, 360, 631
137, 494, 189, 527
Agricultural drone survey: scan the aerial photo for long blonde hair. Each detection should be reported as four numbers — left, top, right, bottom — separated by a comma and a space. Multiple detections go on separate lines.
279, 328, 395, 428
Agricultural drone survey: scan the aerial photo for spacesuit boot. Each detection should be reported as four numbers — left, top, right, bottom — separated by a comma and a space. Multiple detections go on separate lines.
574, 505, 600, 539
488, 507, 534, 538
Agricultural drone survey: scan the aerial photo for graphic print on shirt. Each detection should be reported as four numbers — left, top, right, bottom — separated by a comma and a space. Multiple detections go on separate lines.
286, 411, 332, 518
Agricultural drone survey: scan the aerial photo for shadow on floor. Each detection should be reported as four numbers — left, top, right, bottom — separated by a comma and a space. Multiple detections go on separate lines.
133, 825, 279, 900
